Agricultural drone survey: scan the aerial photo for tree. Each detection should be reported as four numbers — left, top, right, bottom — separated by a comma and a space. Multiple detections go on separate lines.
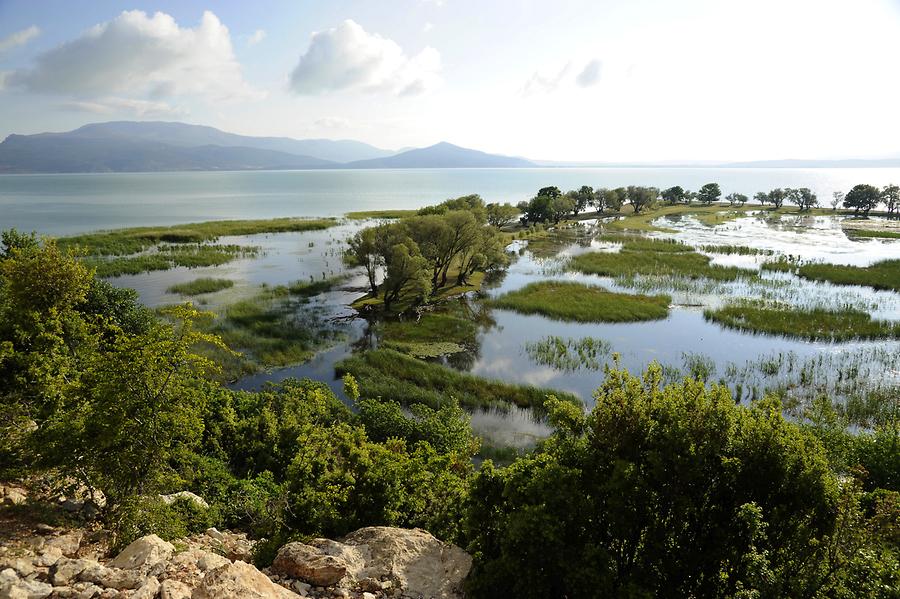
485, 203, 520, 228
843, 184, 881, 216
466, 364, 848, 599
567, 186, 594, 215
755, 191, 770, 206
725, 192, 748, 206
881, 184, 899, 215
831, 191, 845, 211
456, 227, 508, 286
697, 182, 722, 206
768, 188, 787, 209
549, 195, 576, 223
381, 242, 430, 309
787, 187, 818, 211
592, 188, 625, 213
625, 186, 657, 214
661, 186, 685, 205
344, 228, 381, 294
537, 186, 562, 200
418, 194, 487, 223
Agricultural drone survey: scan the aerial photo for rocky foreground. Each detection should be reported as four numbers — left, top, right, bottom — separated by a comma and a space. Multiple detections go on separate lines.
0, 487, 472, 599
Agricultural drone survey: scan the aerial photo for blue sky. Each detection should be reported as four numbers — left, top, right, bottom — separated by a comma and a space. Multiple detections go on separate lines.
2, 0, 900, 161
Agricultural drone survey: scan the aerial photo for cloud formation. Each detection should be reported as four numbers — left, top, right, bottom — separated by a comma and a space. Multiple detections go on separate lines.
61, 97, 186, 118
0, 25, 40, 55
7, 11, 260, 102
576, 59, 602, 87
289, 20, 441, 96
248, 29, 266, 46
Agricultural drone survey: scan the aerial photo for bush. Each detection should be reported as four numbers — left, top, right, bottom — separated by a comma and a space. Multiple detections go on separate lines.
109, 496, 212, 552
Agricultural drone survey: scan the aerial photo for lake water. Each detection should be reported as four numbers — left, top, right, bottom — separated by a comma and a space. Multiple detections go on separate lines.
4, 167, 900, 236
2, 168, 897, 447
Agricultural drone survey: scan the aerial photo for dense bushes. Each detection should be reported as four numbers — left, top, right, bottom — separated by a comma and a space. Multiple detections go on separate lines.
465, 363, 899, 598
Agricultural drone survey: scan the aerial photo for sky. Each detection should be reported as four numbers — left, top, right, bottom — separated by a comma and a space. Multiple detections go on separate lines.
1, 0, 899, 162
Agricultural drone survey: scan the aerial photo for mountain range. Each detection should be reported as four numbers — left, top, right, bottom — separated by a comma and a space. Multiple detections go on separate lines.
0, 121, 535, 173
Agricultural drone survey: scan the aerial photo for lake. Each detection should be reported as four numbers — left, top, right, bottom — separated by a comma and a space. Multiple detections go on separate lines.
4, 167, 900, 236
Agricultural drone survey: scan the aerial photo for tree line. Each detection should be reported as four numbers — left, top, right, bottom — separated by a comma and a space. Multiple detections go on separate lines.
343, 195, 509, 309
514, 182, 899, 224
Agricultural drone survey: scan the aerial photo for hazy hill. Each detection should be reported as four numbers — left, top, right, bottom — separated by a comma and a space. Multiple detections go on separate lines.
27, 121, 395, 163
346, 142, 535, 168
0, 134, 336, 173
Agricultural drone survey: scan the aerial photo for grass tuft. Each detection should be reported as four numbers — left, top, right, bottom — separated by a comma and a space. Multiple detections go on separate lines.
490, 281, 670, 323
167, 278, 235, 296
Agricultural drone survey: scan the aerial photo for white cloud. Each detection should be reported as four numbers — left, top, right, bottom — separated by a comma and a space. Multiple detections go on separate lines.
289, 19, 441, 96
576, 59, 602, 87
60, 97, 187, 118
423, 22, 434, 33
521, 62, 571, 96
7, 11, 261, 102
0, 25, 40, 55
247, 29, 266, 46
314, 116, 351, 128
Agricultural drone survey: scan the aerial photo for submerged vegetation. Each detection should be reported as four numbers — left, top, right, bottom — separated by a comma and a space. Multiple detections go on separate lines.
86, 244, 259, 277
167, 277, 235, 296
705, 302, 900, 341
524, 336, 612, 371
335, 348, 579, 410
764, 258, 900, 292
490, 280, 670, 323
60, 217, 337, 256
569, 241, 754, 281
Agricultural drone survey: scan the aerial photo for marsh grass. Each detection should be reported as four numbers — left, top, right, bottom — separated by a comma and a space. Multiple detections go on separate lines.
700, 245, 776, 256
843, 229, 900, 240
490, 281, 670, 322
796, 260, 900, 292
344, 209, 419, 220
704, 302, 900, 341
570, 245, 753, 281
524, 336, 612, 371
60, 217, 337, 256
167, 277, 235, 296
335, 348, 580, 410
85, 244, 259, 277
376, 311, 478, 358
287, 275, 348, 297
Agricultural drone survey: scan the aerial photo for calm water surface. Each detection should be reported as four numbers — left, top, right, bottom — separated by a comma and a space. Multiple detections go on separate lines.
5, 167, 900, 236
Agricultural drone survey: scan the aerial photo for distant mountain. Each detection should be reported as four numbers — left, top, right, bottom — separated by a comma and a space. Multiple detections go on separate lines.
0, 134, 336, 173
27, 121, 395, 163
346, 142, 535, 169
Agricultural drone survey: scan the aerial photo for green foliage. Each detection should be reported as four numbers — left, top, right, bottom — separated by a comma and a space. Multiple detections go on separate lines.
344, 210, 418, 220
335, 348, 580, 410
698, 182, 722, 205
490, 281, 670, 323
570, 239, 756, 281
843, 184, 881, 216
59, 218, 337, 256
705, 302, 900, 341
784, 259, 900, 292
108, 496, 212, 552
168, 277, 235, 296
85, 244, 258, 277
356, 397, 479, 455
465, 363, 849, 598
485, 203, 521, 228
524, 336, 612, 371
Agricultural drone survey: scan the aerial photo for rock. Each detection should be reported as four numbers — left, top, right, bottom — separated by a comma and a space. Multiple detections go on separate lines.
271, 543, 353, 587
192, 561, 300, 599
78, 565, 145, 590
203, 529, 223, 542
0, 568, 18, 585
49, 558, 97, 586
195, 552, 229, 573
1, 486, 27, 506
159, 579, 192, 599
340, 527, 471, 599
107, 535, 174, 571
159, 492, 208, 510
34, 548, 63, 568
0, 575, 53, 599
44, 532, 83, 558
0, 559, 34, 578
290, 581, 310, 595
361, 593, 376, 599
131, 576, 160, 599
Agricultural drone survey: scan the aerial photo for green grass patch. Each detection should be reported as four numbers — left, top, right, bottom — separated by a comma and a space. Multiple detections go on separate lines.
344, 210, 418, 220
570, 245, 753, 281
763, 259, 900, 292
599, 234, 693, 253
704, 302, 900, 341
700, 245, 775, 256
376, 310, 478, 357
335, 348, 580, 410
167, 277, 235, 296
85, 245, 258, 277
490, 281, 670, 323
844, 229, 900, 240
60, 217, 337, 256
525, 336, 612, 371
287, 275, 348, 297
